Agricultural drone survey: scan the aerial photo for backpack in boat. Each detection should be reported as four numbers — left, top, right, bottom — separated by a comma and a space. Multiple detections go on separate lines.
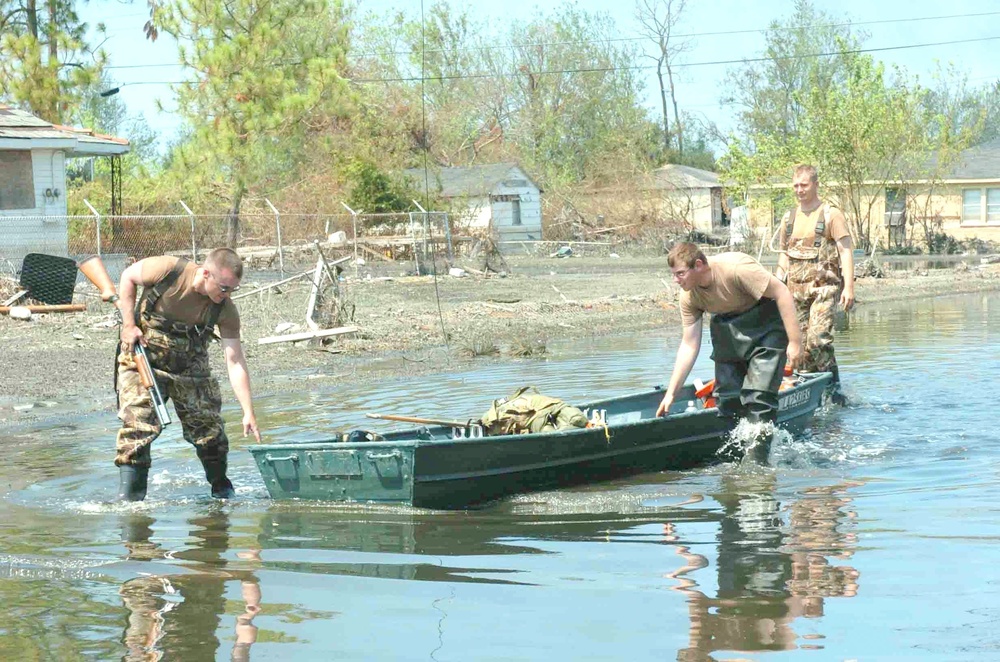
479, 386, 589, 436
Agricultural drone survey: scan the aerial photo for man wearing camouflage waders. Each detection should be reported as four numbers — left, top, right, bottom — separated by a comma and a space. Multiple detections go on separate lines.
655, 243, 802, 462
114, 248, 261, 501
776, 164, 855, 405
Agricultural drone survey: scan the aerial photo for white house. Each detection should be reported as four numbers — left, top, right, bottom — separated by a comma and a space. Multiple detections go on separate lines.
652, 164, 725, 234
0, 105, 130, 259
404, 162, 543, 243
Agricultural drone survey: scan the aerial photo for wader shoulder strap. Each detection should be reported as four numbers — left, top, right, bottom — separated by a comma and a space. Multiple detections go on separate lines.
784, 208, 795, 242
813, 204, 829, 248
138, 257, 190, 318
786, 206, 828, 250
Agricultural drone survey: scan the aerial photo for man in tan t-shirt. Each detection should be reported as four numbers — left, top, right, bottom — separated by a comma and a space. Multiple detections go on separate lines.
776, 164, 855, 404
655, 243, 802, 457
113, 247, 260, 501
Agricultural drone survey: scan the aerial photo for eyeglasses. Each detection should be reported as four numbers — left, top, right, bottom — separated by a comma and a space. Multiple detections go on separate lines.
207, 270, 240, 294
671, 268, 690, 279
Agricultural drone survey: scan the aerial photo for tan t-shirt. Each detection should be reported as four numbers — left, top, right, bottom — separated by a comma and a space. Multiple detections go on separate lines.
140, 256, 240, 339
679, 252, 772, 327
779, 203, 850, 258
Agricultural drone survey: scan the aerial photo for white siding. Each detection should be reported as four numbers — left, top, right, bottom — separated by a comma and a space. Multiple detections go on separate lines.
0, 149, 69, 258
462, 196, 493, 229
492, 166, 542, 242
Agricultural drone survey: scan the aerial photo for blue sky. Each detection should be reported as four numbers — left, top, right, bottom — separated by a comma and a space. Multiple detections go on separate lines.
79, 0, 1000, 151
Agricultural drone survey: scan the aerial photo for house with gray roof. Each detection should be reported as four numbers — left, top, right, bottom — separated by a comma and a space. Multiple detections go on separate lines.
403, 162, 542, 244
0, 105, 130, 259
651, 164, 725, 233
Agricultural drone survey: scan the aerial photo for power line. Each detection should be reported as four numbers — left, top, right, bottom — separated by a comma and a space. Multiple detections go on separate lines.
351, 9, 1000, 59
105, 9, 1000, 71
103, 34, 1000, 88
349, 34, 1000, 84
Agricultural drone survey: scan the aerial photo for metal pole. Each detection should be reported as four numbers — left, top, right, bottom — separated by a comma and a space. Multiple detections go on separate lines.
408, 211, 420, 275
341, 201, 360, 279
265, 198, 284, 277
179, 200, 197, 261
83, 199, 101, 258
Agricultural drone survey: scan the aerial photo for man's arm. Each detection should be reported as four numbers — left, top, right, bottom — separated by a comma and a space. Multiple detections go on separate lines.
222, 338, 261, 442
655, 318, 703, 417
117, 260, 148, 351
762, 275, 802, 368
836, 236, 855, 310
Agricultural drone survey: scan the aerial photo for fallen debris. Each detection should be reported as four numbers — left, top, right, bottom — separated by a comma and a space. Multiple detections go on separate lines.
0, 304, 86, 314
257, 325, 359, 346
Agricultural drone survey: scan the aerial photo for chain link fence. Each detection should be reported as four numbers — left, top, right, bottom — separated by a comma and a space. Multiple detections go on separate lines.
0, 205, 458, 285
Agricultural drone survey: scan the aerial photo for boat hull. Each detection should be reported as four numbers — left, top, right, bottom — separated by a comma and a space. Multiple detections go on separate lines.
248, 372, 831, 509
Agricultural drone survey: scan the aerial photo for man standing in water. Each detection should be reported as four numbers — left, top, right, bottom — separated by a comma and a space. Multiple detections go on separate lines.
656, 243, 801, 458
114, 248, 261, 501
776, 164, 855, 404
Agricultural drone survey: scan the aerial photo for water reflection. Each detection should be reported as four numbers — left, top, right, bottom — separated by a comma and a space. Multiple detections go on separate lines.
669, 472, 861, 658
117, 512, 262, 660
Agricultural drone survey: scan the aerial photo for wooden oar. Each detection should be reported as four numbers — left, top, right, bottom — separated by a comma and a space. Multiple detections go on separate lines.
365, 413, 477, 428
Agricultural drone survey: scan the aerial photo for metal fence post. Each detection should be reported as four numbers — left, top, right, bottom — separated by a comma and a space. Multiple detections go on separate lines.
340, 202, 360, 279
179, 200, 197, 261
83, 199, 101, 258
265, 198, 284, 277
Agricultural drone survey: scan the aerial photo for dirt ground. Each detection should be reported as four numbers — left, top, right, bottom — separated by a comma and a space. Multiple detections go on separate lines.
3, 253, 1000, 427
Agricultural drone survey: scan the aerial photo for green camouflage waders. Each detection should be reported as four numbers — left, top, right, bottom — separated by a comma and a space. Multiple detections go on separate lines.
784, 206, 843, 384
115, 258, 231, 496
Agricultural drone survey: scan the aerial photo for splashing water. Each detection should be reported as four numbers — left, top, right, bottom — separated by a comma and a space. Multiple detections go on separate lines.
716, 418, 794, 465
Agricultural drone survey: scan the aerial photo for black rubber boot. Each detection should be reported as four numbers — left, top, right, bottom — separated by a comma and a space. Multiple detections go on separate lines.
117, 465, 149, 502
202, 457, 236, 499
827, 365, 848, 406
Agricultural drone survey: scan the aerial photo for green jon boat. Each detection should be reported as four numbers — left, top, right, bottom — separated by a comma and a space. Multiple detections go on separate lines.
248, 372, 832, 509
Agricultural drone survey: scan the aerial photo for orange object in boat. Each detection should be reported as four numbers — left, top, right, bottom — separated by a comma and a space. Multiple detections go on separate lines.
694, 365, 795, 408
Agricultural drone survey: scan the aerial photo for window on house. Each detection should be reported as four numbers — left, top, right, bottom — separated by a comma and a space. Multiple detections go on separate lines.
511, 199, 522, 226
962, 189, 982, 223
0, 151, 35, 210
988, 188, 1000, 222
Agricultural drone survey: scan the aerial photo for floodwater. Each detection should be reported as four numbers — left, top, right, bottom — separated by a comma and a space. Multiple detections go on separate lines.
2, 292, 999, 660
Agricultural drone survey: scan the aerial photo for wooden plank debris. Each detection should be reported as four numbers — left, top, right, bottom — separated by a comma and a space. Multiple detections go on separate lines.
257, 325, 359, 346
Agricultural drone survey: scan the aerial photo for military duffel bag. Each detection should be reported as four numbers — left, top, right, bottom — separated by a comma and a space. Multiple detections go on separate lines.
479, 386, 588, 436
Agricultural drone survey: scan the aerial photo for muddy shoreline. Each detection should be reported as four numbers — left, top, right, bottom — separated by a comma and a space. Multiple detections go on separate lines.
3, 255, 999, 429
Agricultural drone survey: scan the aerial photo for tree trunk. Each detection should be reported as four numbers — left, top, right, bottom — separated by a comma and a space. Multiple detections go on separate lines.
666, 62, 683, 156
226, 183, 245, 248
26, 0, 37, 37
47, 0, 59, 122
657, 58, 670, 153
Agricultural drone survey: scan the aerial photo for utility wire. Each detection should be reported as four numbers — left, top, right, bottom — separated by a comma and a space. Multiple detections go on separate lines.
106, 9, 1000, 70
103, 34, 1000, 87
350, 9, 1000, 58
350, 34, 1000, 83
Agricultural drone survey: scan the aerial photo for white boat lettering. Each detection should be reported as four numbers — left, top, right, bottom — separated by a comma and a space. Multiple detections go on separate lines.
779, 388, 811, 410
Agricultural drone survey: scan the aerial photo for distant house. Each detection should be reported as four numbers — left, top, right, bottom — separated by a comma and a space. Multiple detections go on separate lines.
404, 162, 542, 243
746, 139, 1000, 250
574, 164, 725, 236
0, 105, 130, 259
651, 164, 725, 233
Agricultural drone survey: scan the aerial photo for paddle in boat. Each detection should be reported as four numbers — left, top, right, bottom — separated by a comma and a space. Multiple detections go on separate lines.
247, 371, 832, 509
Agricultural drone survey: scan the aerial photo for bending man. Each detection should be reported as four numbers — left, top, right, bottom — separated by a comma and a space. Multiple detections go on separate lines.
114, 248, 261, 501
656, 243, 802, 456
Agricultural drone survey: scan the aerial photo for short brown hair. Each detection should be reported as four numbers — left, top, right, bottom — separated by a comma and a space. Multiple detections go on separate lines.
793, 163, 818, 183
667, 242, 707, 269
205, 247, 243, 279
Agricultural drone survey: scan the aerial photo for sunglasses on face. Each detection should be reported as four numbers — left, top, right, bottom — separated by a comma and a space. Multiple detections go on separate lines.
207, 270, 240, 293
